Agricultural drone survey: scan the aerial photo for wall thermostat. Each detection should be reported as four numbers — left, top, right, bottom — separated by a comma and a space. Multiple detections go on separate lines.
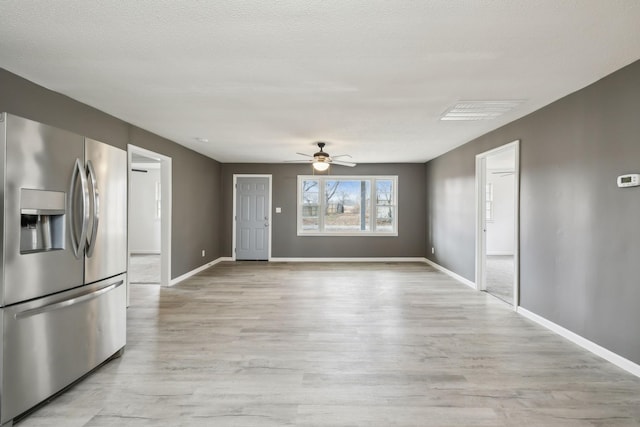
617, 174, 640, 188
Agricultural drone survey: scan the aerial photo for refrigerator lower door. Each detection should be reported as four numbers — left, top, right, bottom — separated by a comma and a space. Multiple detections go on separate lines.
0, 274, 126, 425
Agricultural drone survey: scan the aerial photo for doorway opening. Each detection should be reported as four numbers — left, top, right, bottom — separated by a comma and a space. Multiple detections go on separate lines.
127, 145, 172, 300
475, 141, 519, 307
233, 174, 272, 261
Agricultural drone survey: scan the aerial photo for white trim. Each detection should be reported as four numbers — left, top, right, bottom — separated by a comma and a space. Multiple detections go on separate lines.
513, 142, 520, 307
424, 256, 640, 379
486, 251, 514, 256
232, 174, 272, 261
169, 257, 232, 286
475, 140, 520, 307
423, 258, 477, 289
475, 154, 486, 292
130, 250, 161, 255
160, 155, 172, 286
517, 307, 640, 378
270, 257, 426, 263
297, 232, 399, 237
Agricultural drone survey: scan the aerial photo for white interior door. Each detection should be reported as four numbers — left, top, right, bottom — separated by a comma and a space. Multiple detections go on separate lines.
235, 176, 271, 261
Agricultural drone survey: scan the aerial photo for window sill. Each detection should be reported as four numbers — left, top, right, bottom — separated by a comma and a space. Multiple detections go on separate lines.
297, 232, 398, 237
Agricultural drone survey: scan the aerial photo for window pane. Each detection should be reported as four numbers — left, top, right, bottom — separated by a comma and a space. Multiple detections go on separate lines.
301, 179, 320, 231
486, 183, 493, 201
376, 206, 394, 231
376, 179, 393, 205
302, 212, 319, 231
304, 192, 319, 204
302, 179, 319, 203
324, 180, 370, 232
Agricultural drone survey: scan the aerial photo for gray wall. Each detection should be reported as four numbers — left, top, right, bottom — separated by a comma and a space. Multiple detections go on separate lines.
0, 68, 223, 279
426, 59, 640, 364
221, 163, 426, 258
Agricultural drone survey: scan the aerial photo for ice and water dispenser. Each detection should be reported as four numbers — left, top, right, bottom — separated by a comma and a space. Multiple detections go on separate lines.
19, 188, 66, 253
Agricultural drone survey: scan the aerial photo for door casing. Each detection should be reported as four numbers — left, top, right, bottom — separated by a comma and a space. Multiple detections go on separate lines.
475, 140, 520, 308
127, 145, 172, 299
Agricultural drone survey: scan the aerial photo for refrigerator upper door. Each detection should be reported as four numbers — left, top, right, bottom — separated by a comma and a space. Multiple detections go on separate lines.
84, 138, 127, 284
1, 114, 85, 306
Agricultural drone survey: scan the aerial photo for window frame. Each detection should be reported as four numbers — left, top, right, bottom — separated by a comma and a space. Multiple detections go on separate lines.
297, 175, 398, 236
485, 182, 494, 223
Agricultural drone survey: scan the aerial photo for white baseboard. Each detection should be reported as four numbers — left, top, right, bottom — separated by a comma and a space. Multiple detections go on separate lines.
423, 258, 477, 289
486, 251, 514, 256
422, 258, 640, 378
269, 257, 428, 263
169, 257, 232, 286
517, 307, 640, 378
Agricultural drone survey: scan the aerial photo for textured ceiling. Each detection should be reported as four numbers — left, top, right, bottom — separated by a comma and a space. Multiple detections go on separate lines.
1, 1, 639, 164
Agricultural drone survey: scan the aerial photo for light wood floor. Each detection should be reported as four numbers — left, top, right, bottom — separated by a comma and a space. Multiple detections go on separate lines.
17, 262, 640, 426
485, 255, 514, 304
129, 254, 161, 284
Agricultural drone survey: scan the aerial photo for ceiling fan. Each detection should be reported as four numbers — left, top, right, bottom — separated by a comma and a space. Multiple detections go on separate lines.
286, 142, 356, 171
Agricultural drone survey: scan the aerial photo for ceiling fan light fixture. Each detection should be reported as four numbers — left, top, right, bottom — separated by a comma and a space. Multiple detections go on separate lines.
312, 160, 330, 171
286, 141, 356, 169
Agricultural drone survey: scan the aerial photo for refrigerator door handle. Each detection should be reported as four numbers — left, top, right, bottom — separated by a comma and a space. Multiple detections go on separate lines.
14, 280, 124, 319
86, 160, 100, 257
69, 158, 90, 259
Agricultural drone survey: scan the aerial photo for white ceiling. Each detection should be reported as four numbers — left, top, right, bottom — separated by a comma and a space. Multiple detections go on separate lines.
1, 1, 639, 164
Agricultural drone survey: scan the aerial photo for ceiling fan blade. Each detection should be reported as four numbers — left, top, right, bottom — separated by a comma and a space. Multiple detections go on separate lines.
284, 159, 313, 163
332, 160, 357, 167
296, 152, 313, 158
331, 154, 352, 159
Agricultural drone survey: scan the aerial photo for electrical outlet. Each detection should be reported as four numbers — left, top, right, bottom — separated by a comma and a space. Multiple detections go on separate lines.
431, 247, 435, 254
202, 250, 205, 257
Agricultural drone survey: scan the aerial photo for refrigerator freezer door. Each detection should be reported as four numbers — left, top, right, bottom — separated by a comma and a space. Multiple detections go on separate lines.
1, 114, 85, 306
0, 274, 126, 424
84, 138, 127, 284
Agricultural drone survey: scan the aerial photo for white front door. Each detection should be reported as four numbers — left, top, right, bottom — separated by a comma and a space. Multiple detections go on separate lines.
235, 176, 270, 260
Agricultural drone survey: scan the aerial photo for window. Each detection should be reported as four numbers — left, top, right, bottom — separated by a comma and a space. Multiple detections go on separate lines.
485, 183, 493, 222
298, 176, 398, 236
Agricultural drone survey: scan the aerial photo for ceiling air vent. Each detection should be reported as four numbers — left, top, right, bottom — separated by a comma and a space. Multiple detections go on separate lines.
440, 100, 524, 121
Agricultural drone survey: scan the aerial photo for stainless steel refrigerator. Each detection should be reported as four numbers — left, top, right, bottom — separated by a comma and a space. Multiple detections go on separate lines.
0, 113, 127, 425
